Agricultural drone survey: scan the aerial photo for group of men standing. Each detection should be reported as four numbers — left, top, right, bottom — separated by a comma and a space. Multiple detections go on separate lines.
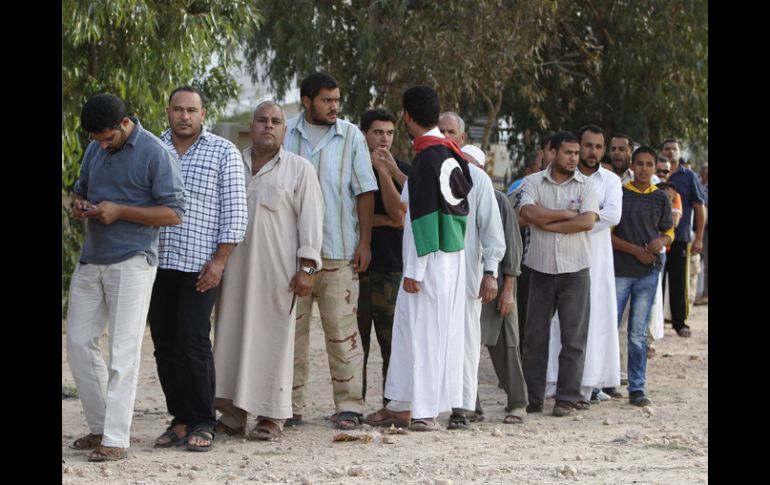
65, 70, 703, 462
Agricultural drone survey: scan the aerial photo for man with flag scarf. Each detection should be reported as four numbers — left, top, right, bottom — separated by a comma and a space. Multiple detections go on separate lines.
363, 85, 473, 432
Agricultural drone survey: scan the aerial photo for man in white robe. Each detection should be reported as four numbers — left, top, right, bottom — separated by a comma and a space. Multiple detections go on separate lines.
364, 85, 473, 431
213, 101, 324, 440
545, 125, 622, 403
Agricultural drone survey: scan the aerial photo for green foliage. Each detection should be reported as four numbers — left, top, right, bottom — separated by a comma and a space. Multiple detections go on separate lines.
244, 0, 707, 169
62, 0, 261, 316
243, 0, 552, 160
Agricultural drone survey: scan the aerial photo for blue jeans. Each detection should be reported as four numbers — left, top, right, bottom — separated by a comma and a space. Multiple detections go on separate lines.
615, 268, 660, 394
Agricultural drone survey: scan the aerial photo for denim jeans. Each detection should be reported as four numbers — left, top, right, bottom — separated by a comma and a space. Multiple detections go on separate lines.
615, 268, 660, 394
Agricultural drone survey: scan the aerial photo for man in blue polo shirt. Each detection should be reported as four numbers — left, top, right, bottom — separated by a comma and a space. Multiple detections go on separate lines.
66, 94, 185, 461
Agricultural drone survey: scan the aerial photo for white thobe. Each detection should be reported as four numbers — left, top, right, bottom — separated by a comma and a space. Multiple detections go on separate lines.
384, 183, 466, 419
546, 167, 622, 398
214, 147, 324, 419
460, 164, 505, 410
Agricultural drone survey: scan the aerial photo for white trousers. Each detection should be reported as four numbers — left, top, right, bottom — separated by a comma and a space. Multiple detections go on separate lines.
66, 255, 157, 448
460, 297, 482, 410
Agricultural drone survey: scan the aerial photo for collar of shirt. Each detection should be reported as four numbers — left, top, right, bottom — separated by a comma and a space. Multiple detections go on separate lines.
623, 181, 658, 194
124, 116, 142, 148
242, 145, 282, 177
291, 116, 341, 141
159, 126, 210, 153
542, 164, 587, 185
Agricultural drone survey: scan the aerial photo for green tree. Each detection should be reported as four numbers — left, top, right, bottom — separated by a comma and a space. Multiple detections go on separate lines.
243, 0, 552, 160
501, 0, 708, 167
62, 0, 260, 316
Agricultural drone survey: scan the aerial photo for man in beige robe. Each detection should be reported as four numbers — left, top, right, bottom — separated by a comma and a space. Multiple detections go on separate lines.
213, 101, 324, 440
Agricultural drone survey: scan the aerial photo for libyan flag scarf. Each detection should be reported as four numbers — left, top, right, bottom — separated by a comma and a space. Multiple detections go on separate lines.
408, 135, 473, 256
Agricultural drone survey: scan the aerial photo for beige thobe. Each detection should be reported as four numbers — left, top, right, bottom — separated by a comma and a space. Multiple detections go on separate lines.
214, 147, 323, 419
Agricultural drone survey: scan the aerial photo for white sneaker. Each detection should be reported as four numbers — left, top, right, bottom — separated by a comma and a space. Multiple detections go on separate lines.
595, 391, 611, 401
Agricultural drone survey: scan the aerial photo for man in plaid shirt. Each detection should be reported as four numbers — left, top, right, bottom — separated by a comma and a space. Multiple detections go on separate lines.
148, 86, 247, 452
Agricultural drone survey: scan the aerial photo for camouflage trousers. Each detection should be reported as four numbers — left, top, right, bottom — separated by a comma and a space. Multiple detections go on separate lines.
357, 271, 401, 405
293, 259, 364, 415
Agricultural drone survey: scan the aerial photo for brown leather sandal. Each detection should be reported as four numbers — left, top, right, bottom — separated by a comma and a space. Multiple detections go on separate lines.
247, 419, 282, 441
69, 433, 102, 450
87, 445, 127, 462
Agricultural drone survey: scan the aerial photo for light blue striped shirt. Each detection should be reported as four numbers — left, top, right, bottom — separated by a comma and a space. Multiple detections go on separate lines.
284, 116, 378, 259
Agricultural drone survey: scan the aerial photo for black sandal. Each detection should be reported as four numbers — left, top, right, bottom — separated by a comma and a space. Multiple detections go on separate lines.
186, 424, 216, 452
334, 411, 361, 430
154, 426, 188, 448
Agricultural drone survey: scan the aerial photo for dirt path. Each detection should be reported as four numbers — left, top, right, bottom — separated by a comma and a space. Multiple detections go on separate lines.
62, 304, 707, 484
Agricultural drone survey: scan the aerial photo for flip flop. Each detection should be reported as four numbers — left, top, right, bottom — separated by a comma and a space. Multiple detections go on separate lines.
69, 433, 102, 450
503, 415, 523, 424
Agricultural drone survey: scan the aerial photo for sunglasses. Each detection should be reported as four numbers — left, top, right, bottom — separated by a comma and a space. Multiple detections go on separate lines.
656, 169, 670, 175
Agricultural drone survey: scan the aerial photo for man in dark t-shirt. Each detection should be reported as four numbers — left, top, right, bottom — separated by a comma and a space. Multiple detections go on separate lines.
357, 109, 411, 405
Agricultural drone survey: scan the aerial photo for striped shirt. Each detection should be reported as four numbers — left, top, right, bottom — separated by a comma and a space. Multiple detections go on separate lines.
157, 127, 248, 273
284, 116, 378, 259
519, 166, 599, 274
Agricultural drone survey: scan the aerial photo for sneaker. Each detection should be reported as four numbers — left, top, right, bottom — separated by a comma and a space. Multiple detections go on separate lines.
552, 400, 574, 417
595, 390, 611, 401
526, 402, 543, 413
628, 391, 652, 407
602, 387, 623, 399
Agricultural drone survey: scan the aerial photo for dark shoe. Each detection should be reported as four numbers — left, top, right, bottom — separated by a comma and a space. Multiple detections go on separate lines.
284, 414, 303, 427
526, 402, 543, 413
447, 413, 470, 430
603, 387, 623, 399
628, 391, 652, 407
676, 326, 692, 338
552, 400, 574, 417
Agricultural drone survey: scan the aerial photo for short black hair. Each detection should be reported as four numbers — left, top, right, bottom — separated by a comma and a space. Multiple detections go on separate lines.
549, 130, 579, 152
402, 85, 440, 128
660, 138, 679, 150
81, 94, 127, 133
360, 108, 397, 133
300, 71, 338, 101
578, 124, 607, 145
632, 146, 658, 163
611, 133, 634, 147
168, 85, 206, 108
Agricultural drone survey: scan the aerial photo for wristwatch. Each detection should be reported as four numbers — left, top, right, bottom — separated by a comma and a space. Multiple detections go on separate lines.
300, 266, 317, 276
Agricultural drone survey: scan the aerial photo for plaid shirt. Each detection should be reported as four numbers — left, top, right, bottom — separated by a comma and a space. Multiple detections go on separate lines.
158, 127, 247, 272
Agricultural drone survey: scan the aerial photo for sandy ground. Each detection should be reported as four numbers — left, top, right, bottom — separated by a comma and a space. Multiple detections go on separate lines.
62, 303, 707, 484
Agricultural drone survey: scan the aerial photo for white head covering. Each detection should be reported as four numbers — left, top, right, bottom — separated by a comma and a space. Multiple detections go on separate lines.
461, 144, 486, 167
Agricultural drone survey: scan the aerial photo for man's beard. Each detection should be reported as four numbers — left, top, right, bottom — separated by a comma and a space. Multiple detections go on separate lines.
311, 106, 335, 126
